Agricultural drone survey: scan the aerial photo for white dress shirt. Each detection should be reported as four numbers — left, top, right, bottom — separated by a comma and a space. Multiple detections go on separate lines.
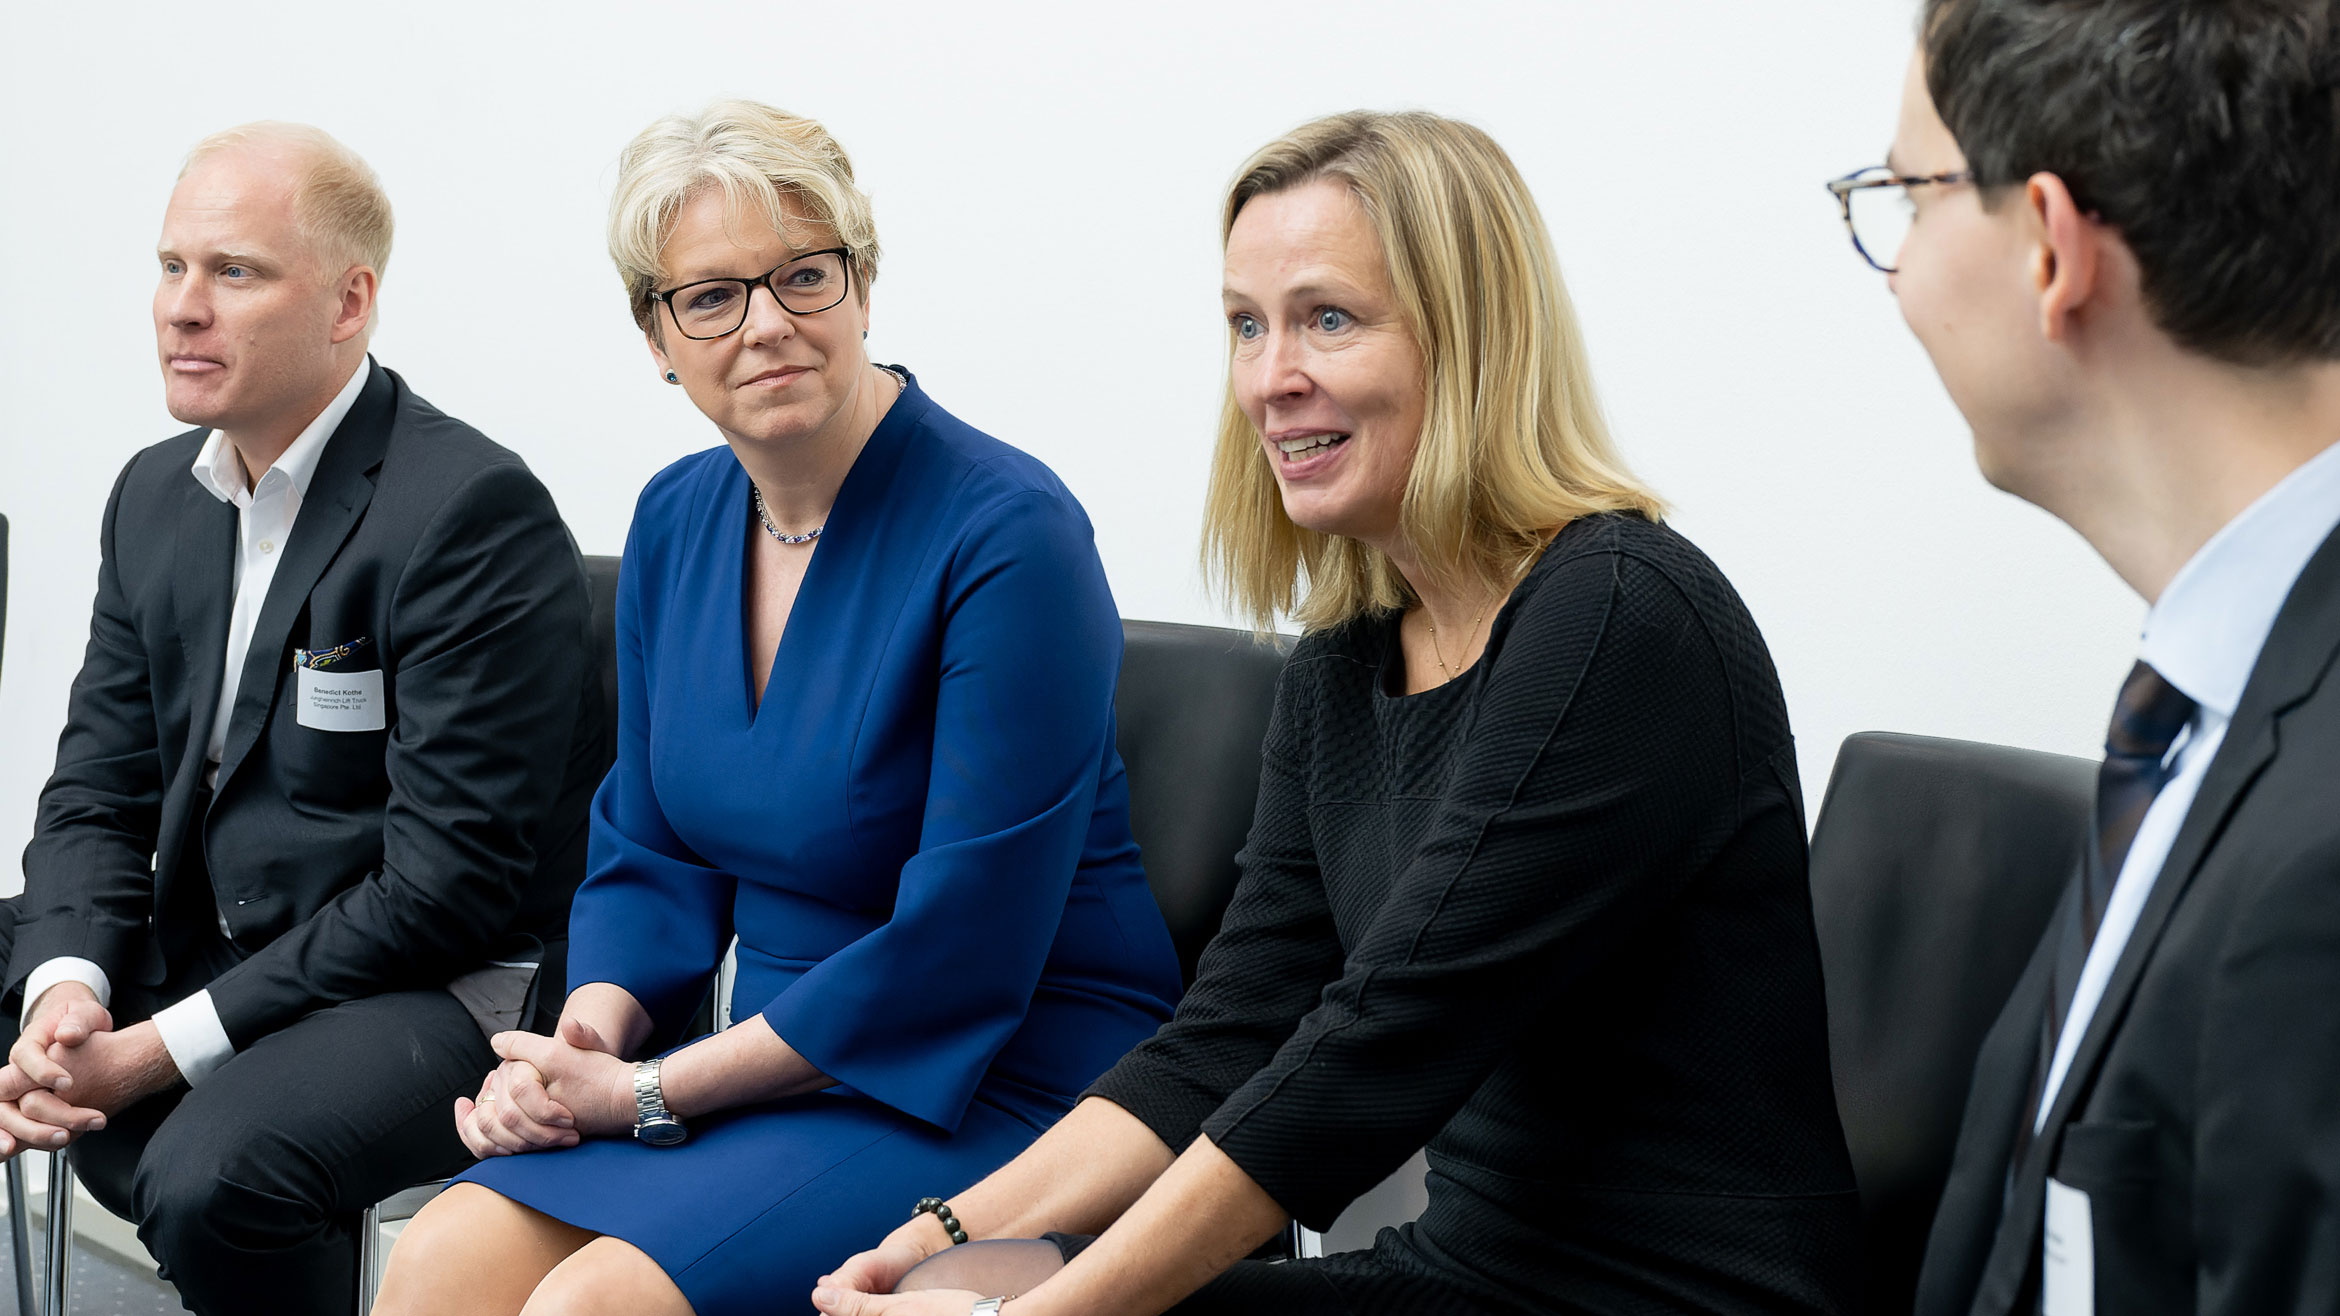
2035, 436, 2340, 1129
22, 361, 369, 1085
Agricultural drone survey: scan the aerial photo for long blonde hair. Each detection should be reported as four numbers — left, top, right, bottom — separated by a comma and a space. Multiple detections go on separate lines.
1202, 111, 1664, 632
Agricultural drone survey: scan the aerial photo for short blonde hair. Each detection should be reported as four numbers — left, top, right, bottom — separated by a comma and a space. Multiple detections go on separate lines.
608, 99, 880, 333
1203, 111, 1665, 633
183, 122, 393, 277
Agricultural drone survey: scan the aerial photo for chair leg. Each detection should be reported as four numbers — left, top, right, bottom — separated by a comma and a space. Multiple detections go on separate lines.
354, 1180, 449, 1316
7, 1157, 34, 1316
44, 1150, 73, 1316
357, 1202, 380, 1316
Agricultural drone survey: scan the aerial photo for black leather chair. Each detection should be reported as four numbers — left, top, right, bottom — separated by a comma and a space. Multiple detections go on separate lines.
1112, 620, 1314, 1260
0, 513, 31, 1316
1, 512, 10, 688
1113, 620, 1290, 984
1807, 731, 2095, 1316
583, 553, 620, 780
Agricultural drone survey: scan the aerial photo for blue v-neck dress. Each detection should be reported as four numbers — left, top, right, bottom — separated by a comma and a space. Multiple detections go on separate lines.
457, 373, 1181, 1312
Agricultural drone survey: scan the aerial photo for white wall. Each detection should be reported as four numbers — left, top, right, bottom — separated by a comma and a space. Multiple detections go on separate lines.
0, 0, 2142, 891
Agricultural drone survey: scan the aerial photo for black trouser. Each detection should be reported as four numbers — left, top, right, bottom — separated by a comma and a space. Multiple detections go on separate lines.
3, 902, 497, 1315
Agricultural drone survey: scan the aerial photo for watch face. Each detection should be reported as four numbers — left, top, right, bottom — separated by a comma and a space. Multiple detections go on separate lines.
637, 1116, 688, 1147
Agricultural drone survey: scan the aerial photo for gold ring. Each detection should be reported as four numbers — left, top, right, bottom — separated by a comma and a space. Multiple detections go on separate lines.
479, 1091, 497, 1103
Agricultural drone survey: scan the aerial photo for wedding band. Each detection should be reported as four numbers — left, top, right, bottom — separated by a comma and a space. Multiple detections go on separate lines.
479, 1092, 497, 1103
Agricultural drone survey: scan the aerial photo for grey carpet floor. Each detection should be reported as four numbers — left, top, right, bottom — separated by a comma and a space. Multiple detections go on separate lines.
0, 1215, 184, 1315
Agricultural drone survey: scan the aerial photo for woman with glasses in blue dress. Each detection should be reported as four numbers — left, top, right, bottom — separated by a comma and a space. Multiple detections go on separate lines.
371, 100, 1182, 1316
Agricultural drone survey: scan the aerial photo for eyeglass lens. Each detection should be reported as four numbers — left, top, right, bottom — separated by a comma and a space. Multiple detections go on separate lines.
668, 251, 850, 339
1845, 172, 1917, 273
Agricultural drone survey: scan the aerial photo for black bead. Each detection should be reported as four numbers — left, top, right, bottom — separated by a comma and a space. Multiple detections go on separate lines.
949, 1228, 969, 1244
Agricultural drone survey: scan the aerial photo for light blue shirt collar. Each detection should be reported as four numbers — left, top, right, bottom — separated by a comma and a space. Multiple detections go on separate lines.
2140, 437, 2340, 721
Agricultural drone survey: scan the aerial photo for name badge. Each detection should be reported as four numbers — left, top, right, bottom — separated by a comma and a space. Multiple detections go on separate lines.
2043, 1176, 2094, 1316
297, 665, 386, 732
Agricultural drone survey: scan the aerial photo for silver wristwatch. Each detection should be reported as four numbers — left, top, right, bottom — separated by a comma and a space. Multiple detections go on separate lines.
631, 1057, 688, 1147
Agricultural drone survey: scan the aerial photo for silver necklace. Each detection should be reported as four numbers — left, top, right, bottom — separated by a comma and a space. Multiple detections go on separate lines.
751, 485, 821, 545
747, 366, 905, 546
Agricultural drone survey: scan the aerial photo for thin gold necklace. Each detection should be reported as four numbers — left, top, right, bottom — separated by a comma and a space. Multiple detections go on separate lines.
1424, 553, 1541, 684
1425, 608, 1486, 685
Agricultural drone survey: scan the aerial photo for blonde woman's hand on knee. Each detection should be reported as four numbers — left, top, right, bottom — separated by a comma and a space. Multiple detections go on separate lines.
818, 1218, 944, 1300
812, 1285, 990, 1316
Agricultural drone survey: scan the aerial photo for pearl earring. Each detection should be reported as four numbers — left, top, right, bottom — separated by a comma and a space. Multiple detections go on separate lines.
664, 371, 679, 384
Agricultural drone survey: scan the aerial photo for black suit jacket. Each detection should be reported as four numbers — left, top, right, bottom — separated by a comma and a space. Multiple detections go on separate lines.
1917, 520, 2340, 1316
12, 361, 604, 1048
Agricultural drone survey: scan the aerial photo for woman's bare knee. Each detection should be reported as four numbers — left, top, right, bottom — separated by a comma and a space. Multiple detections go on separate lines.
897, 1238, 1066, 1297
374, 1183, 595, 1316
521, 1236, 694, 1316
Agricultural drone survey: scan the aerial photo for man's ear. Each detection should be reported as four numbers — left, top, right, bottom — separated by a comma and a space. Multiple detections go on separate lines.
329, 265, 379, 345
2025, 172, 2101, 346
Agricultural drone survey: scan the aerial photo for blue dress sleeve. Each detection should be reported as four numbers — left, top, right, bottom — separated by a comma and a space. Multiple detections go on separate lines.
563, 524, 738, 1037
761, 488, 1121, 1131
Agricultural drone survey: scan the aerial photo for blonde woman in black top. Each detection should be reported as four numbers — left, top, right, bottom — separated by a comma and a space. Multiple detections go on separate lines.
813, 110, 1860, 1316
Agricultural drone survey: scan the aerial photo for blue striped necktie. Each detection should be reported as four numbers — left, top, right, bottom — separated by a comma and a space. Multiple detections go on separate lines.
2031, 660, 2198, 1126
2080, 660, 2199, 945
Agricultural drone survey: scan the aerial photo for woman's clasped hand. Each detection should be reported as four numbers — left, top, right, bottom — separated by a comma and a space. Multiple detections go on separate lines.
454, 1016, 642, 1157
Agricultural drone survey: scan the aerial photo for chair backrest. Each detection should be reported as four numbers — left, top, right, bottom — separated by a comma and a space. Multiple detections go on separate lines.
1808, 731, 2095, 1316
0, 513, 9, 688
584, 554, 621, 766
1114, 620, 1290, 983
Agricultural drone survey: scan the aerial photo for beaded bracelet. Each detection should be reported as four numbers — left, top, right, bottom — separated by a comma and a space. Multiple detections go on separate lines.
914, 1196, 970, 1246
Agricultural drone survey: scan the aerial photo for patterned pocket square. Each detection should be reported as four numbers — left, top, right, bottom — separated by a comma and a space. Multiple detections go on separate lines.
294, 637, 372, 670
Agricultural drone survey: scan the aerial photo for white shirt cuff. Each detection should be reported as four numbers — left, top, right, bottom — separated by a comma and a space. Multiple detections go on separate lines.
152, 991, 235, 1085
20, 958, 112, 1028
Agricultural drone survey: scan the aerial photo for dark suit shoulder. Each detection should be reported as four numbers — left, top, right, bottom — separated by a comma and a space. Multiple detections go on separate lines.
2205, 541, 2340, 918
370, 372, 545, 503
110, 426, 213, 507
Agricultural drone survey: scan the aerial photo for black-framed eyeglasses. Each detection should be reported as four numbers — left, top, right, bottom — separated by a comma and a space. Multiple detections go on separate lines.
650, 246, 855, 340
1826, 167, 1974, 273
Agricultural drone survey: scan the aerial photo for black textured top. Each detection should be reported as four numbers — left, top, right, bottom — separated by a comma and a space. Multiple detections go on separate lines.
1091, 513, 1861, 1314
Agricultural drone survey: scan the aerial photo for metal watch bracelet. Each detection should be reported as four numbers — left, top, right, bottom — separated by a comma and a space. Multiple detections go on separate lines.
632, 1056, 688, 1146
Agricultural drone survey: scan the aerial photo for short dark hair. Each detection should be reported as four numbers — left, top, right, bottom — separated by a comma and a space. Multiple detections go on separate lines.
1923, 0, 2340, 365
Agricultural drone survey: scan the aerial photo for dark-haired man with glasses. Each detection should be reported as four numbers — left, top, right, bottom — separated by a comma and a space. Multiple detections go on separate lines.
1830, 2, 2340, 1314
0, 123, 603, 1314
